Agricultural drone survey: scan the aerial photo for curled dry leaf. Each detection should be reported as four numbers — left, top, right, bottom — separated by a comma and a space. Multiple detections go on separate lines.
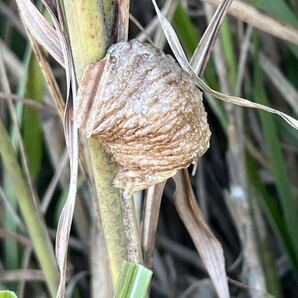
15, 0, 64, 66
75, 40, 211, 196
174, 169, 230, 298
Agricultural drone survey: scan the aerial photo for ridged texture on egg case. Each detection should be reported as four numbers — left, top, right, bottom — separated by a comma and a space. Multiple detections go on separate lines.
75, 40, 211, 195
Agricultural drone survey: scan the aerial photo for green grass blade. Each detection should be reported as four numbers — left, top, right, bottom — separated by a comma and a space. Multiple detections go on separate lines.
0, 119, 58, 297
23, 53, 44, 179
0, 291, 17, 298
4, 45, 32, 274
253, 34, 298, 270
247, 154, 297, 273
255, 0, 298, 27
114, 261, 153, 298
278, 121, 298, 152
220, 19, 237, 88
173, 3, 201, 53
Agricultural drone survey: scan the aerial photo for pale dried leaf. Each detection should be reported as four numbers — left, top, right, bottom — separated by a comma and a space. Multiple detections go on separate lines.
202, 0, 298, 46
142, 182, 166, 268
15, 1, 79, 296
193, 77, 298, 129
151, 0, 190, 73
174, 170, 229, 298
191, 0, 233, 75
39, 2, 79, 297
15, 0, 64, 66
151, 0, 298, 130
55, 116, 78, 298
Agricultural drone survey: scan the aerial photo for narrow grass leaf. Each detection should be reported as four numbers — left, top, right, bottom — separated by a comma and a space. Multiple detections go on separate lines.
114, 261, 153, 298
174, 170, 230, 298
255, 0, 298, 28
191, 0, 233, 75
151, 0, 298, 131
37, 1, 80, 297
15, 0, 64, 66
278, 121, 298, 151
142, 182, 166, 268
173, 3, 202, 53
247, 155, 298, 272
23, 54, 44, 179
253, 45, 298, 268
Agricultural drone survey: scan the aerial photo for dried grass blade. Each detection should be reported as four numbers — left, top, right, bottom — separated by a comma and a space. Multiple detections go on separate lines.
27, 35, 65, 118
191, 0, 233, 75
174, 170, 229, 298
151, 0, 298, 130
15, 0, 64, 66
193, 77, 298, 129
151, 0, 190, 73
201, 0, 298, 46
142, 182, 166, 268
56, 108, 78, 298
38, 2, 80, 297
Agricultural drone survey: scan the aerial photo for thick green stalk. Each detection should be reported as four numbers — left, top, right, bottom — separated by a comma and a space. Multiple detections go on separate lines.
88, 141, 127, 282
0, 119, 58, 298
63, 0, 129, 285
64, 1, 114, 79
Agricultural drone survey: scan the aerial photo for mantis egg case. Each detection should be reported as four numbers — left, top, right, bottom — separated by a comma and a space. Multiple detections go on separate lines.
75, 40, 211, 195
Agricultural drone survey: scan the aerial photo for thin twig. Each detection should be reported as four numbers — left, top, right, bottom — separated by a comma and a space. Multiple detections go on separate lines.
0, 229, 31, 247
0, 270, 45, 282
41, 150, 68, 213
0, 92, 55, 112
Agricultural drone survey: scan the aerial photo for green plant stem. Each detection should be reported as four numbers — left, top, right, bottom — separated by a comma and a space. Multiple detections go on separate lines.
63, 0, 112, 79
0, 118, 58, 298
88, 140, 127, 283
63, 0, 141, 285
